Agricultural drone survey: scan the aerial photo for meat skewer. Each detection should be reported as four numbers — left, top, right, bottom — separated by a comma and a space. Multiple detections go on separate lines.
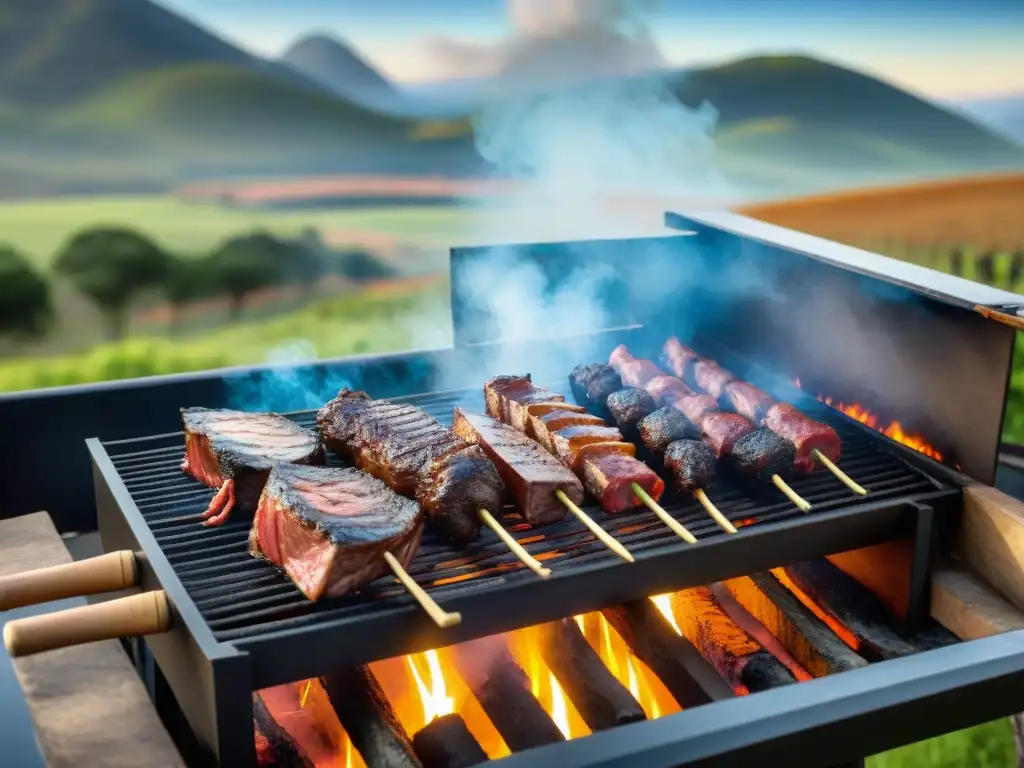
607, 347, 813, 513
571, 365, 733, 533
316, 389, 553, 584
661, 337, 867, 496
252, 463, 460, 627
484, 375, 694, 554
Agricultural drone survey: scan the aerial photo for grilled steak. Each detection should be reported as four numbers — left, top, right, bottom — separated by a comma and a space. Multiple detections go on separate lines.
549, 425, 625, 470
317, 391, 463, 496
606, 388, 657, 437
763, 404, 841, 473
569, 363, 622, 414
722, 382, 776, 425
701, 412, 755, 459
730, 429, 795, 481
416, 446, 504, 543
181, 407, 325, 527
317, 390, 505, 546
581, 454, 665, 514
250, 464, 422, 601
638, 407, 700, 455
664, 440, 717, 491
453, 408, 583, 525
484, 374, 584, 431
527, 409, 607, 450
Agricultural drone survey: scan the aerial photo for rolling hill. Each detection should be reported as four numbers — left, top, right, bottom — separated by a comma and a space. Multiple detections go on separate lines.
280, 34, 394, 102
951, 93, 1024, 146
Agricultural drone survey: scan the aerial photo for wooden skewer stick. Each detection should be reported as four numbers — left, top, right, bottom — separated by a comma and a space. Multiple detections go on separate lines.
555, 490, 635, 563
695, 489, 737, 534
478, 508, 552, 579
382, 552, 461, 628
632, 483, 698, 545
812, 449, 868, 496
772, 475, 812, 512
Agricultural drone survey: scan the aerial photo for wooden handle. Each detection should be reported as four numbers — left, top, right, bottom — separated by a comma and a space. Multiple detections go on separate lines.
0, 550, 137, 611
961, 483, 1024, 612
3, 590, 170, 657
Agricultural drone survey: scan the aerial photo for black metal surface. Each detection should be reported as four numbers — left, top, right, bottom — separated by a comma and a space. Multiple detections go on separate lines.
95, 382, 956, 686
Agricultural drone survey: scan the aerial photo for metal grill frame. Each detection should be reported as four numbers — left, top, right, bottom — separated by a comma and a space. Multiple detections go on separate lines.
90, 353, 961, 768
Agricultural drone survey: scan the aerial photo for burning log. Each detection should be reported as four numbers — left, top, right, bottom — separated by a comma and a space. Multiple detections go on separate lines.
253, 694, 314, 768
669, 587, 796, 692
320, 665, 422, 768
782, 560, 921, 660
450, 636, 565, 752
412, 713, 488, 768
601, 599, 734, 707
536, 617, 646, 731
723, 573, 868, 677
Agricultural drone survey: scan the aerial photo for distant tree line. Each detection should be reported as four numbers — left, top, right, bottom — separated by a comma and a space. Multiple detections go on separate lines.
0, 226, 395, 343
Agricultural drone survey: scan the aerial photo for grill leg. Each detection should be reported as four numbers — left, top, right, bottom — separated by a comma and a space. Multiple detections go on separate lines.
1011, 713, 1024, 768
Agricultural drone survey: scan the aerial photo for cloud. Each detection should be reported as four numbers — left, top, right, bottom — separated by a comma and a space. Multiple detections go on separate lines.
422, 0, 666, 88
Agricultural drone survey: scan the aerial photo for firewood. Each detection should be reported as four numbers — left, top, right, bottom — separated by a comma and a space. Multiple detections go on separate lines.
450, 636, 565, 753
723, 573, 868, 677
320, 665, 422, 768
536, 617, 646, 731
783, 560, 923, 661
601, 599, 734, 707
412, 713, 488, 768
253, 694, 314, 768
669, 587, 796, 692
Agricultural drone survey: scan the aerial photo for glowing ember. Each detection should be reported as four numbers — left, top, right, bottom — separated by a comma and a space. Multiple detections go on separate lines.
818, 396, 944, 461
772, 567, 862, 651
407, 650, 454, 723
649, 594, 682, 635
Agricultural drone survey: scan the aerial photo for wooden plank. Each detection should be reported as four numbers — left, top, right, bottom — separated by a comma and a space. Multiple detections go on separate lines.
931, 564, 1024, 641
0, 513, 184, 768
961, 484, 1024, 612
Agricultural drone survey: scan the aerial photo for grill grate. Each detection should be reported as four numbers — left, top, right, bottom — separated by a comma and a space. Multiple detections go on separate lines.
100, 386, 946, 646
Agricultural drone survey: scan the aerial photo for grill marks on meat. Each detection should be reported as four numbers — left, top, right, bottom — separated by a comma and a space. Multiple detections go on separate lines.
487, 374, 662, 514
764, 404, 842, 473
180, 407, 325, 527
606, 388, 657, 437
316, 390, 504, 546
453, 408, 583, 526
731, 429, 796, 481
250, 465, 422, 601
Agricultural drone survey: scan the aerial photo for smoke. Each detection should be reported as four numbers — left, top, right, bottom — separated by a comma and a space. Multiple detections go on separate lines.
224, 340, 356, 412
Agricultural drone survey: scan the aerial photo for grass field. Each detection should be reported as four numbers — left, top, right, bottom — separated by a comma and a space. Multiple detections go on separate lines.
0, 195, 485, 264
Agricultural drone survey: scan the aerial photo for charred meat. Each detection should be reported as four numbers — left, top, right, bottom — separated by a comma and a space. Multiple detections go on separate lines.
181, 407, 325, 527
453, 408, 584, 526
569, 363, 623, 414
250, 464, 422, 601
730, 429, 796, 481
606, 388, 657, 437
638, 407, 700, 455
763, 404, 842, 473
317, 390, 504, 546
664, 440, 717, 492
484, 374, 585, 431
582, 453, 665, 515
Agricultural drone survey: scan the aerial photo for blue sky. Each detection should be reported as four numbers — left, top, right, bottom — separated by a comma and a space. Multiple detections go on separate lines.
159, 0, 1024, 98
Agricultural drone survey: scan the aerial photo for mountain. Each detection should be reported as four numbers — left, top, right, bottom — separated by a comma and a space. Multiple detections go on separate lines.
950, 93, 1024, 146
280, 34, 393, 101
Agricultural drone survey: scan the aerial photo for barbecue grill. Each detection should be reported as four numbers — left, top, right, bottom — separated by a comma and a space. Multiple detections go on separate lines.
3, 210, 1024, 768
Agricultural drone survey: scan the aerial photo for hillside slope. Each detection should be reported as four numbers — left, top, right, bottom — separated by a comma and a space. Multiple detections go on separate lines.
280, 34, 393, 99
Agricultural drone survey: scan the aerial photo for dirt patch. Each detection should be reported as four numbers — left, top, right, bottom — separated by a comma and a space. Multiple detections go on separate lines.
738, 172, 1024, 250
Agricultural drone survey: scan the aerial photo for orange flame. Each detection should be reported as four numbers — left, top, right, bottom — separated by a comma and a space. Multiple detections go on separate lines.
818, 396, 944, 461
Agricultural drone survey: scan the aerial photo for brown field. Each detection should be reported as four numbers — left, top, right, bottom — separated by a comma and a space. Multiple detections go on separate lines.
737, 172, 1024, 251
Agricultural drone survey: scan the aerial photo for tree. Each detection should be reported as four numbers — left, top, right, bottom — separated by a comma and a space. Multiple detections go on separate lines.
163, 255, 214, 335
0, 247, 53, 341
206, 232, 285, 321
54, 227, 170, 340
330, 248, 395, 282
